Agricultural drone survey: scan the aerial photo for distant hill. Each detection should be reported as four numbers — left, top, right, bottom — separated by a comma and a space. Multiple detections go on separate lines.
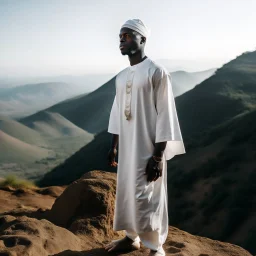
0, 115, 47, 147
0, 114, 94, 181
19, 68, 214, 134
0, 130, 53, 163
19, 111, 93, 138
172, 68, 216, 96
0, 82, 85, 118
0, 73, 115, 92
155, 58, 222, 72
19, 110, 95, 157
19, 77, 117, 134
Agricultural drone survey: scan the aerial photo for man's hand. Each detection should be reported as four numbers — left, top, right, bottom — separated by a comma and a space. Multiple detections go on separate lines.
144, 156, 163, 182
107, 148, 118, 167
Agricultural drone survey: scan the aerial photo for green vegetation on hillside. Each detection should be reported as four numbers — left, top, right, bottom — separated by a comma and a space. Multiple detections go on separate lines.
37, 130, 117, 187
167, 108, 256, 254
176, 50, 256, 145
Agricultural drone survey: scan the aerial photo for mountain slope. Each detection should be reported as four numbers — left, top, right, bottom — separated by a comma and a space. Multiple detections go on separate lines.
0, 115, 47, 147
38, 130, 114, 186
0, 82, 83, 118
0, 114, 94, 181
19, 111, 93, 138
176, 50, 256, 142
171, 68, 216, 96
19, 68, 214, 134
0, 130, 53, 163
166, 108, 256, 254
19, 76, 117, 134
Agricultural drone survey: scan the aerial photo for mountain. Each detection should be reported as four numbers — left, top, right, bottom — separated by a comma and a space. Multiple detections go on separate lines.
19, 111, 93, 138
0, 73, 115, 92
0, 114, 94, 181
176, 50, 256, 142
0, 115, 47, 147
19, 110, 95, 159
171, 68, 216, 96
166, 108, 256, 254
155, 58, 224, 72
18, 68, 214, 134
0, 82, 86, 118
19, 77, 117, 134
38, 130, 114, 186
0, 130, 53, 164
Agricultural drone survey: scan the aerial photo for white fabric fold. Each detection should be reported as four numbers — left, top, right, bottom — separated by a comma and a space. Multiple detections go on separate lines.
107, 57, 185, 251
121, 18, 151, 38
153, 67, 186, 159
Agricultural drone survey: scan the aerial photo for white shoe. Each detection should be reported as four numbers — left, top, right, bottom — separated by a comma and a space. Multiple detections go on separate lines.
149, 248, 166, 256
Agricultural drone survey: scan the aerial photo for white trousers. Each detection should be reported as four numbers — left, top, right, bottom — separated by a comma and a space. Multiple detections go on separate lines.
125, 229, 166, 255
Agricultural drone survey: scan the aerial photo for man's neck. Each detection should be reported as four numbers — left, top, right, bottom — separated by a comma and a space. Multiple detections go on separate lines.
128, 52, 147, 66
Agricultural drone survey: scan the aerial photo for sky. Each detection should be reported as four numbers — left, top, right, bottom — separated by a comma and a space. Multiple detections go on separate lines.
0, 0, 256, 77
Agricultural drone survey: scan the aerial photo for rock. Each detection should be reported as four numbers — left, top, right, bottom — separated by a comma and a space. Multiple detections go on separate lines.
46, 170, 121, 243
36, 186, 66, 197
0, 170, 253, 256
0, 215, 81, 256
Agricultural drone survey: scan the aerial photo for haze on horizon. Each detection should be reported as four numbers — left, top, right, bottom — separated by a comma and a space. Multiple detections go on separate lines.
0, 0, 255, 77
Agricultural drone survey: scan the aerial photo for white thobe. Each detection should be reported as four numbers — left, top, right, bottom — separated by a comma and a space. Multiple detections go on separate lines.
107, 57, 186, 251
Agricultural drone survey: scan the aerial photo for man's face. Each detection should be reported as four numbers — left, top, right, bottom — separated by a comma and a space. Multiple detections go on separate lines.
119, 27, 146, 56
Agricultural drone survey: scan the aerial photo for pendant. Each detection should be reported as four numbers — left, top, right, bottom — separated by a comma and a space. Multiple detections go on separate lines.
126, 114, 131, 120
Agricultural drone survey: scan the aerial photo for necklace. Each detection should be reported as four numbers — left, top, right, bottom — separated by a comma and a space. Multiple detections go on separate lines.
124, 67, 136, 120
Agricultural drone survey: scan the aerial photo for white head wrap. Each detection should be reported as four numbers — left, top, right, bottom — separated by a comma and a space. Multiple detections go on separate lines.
121, 19, 151, 38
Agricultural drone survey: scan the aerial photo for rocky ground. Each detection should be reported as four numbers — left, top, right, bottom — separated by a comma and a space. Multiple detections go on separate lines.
0, 170, 253, 256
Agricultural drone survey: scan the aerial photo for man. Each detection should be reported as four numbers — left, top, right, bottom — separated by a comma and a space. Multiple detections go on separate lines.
105, 19, 186, 256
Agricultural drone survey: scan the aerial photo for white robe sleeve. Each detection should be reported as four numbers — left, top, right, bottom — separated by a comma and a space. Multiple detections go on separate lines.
153, 67, 186, 160
108, 94, 120, 135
